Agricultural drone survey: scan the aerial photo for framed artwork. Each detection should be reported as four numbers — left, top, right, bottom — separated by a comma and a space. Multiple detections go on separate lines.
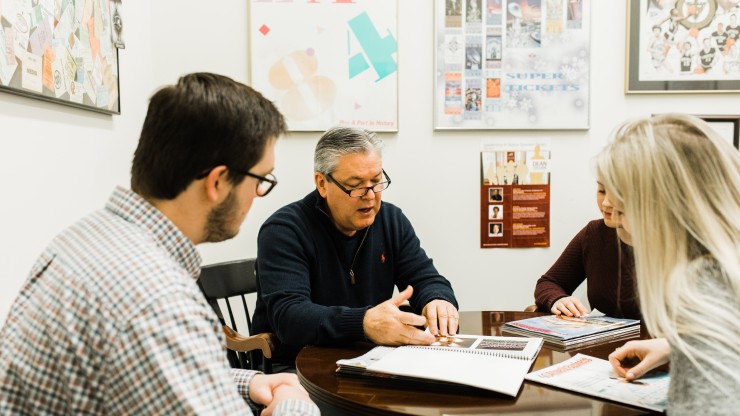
434, 0, 591, 130
249, 0, 398, 132
626, 0, 740, 93
0, 0, 121, 114
699, 114, 740, 149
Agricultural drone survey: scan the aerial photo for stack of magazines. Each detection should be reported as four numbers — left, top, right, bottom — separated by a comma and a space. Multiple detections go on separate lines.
502, 310, 640, 350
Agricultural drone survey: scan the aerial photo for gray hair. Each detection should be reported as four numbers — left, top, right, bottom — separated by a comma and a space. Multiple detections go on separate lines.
314, 127, 384, 174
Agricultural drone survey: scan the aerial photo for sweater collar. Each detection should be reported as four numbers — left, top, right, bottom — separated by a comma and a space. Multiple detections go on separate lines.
305, 189, 374, 239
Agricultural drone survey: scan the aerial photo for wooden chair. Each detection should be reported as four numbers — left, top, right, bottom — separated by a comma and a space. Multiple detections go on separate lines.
524, 304, 538, 312
198, 259, 278, 373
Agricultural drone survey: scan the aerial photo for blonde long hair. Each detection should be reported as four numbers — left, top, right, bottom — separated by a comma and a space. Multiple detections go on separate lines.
595, 114, 740, 392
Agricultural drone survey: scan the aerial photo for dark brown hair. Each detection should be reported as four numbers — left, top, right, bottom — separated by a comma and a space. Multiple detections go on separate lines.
131, 73, 286, 199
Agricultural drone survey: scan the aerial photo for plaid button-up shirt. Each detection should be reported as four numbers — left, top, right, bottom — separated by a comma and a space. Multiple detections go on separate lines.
0, 187, 318, 415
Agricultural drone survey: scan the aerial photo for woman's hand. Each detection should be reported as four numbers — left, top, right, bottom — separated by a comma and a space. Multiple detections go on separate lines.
608, 338, 671, 381
550, 296, 589, 317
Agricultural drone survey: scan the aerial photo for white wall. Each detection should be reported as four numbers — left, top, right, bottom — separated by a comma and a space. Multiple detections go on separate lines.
1, 1, 738, 322
0, 1, 154, 320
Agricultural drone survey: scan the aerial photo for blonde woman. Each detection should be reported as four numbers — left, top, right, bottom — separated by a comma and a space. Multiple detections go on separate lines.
597, 114, 740, 414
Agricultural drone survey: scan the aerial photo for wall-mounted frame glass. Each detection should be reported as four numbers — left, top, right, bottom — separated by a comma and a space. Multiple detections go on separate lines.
434, 0, 591, 130
248, 0, 398, 132
626, 0, 740, 94
0, 1, 121, 114
699, 114, 740, 149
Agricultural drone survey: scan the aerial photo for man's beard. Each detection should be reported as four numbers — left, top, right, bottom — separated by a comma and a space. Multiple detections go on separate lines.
202, 189, 239, 243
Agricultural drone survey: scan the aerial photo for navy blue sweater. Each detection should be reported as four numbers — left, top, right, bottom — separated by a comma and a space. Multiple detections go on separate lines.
252, 190, 458, 363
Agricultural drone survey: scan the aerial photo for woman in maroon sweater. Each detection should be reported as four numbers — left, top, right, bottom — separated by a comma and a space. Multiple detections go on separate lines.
534, 182, 641, 319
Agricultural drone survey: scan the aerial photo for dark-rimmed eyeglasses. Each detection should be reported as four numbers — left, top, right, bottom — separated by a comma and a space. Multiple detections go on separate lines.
197, 168, 278, 197
232, 169, 278, 196
325, 169, 391, 198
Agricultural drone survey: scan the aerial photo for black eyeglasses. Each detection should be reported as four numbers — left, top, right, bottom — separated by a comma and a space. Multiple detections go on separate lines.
197, 167, 278, 197
232, 169, 278, 197
325, 169, 391, 198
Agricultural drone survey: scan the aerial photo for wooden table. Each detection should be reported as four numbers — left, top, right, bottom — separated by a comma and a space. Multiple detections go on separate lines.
296, 311, 657, 416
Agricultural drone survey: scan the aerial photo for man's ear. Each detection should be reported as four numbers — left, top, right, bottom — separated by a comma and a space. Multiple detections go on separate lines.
315, 171, 328, 198
203, 166, 230, 203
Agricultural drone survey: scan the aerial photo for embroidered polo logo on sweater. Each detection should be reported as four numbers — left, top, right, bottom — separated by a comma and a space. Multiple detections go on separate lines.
381, 253, 386, 263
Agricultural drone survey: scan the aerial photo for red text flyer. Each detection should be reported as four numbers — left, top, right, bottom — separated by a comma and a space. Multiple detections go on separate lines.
480, 141, 550, 248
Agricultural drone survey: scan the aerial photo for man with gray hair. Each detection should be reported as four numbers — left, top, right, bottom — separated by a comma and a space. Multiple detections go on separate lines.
253, 127, 459, 368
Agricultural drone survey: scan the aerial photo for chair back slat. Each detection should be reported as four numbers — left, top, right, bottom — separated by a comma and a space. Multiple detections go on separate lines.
199, 259, 257, 299
198, 258, 271, 372
241, 297, 253, 334
225, 301, 238, 332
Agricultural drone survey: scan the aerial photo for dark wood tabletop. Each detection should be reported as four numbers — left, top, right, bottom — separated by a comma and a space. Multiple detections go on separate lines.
296, 310, 657, 416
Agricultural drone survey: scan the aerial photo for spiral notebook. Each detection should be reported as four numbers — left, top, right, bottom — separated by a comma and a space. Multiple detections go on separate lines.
336, 334, 543, 396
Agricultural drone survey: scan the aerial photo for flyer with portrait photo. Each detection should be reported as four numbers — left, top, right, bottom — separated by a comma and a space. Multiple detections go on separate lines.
480, 141, 551, 248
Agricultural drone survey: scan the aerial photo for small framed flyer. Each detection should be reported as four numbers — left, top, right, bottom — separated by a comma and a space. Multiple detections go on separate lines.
480, 141, 551, 248
699, 114, 740, 149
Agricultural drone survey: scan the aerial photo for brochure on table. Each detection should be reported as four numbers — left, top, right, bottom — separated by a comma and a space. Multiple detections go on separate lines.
526, 353, 669, 413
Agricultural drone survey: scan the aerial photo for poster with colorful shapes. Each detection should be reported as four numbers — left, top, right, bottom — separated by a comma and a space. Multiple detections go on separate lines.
435, 0, 590, 129
249, 0, 398, 132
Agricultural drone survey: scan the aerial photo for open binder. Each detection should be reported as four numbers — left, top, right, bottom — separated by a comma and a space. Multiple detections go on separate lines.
337, 334, 543, 396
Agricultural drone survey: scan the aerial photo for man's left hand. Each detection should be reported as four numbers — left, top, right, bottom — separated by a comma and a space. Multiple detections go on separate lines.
248, 373, 315, 415
422, 300, 459, 336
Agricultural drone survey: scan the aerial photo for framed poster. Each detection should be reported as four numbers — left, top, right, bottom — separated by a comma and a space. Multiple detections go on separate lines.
699, 114, 740, 149
626, 0, 740, 93
434, 0, 591, 130
0, 0, 121, 114
249, 0, 398, 132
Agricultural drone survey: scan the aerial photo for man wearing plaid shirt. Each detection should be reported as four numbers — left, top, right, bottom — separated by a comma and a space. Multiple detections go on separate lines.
0, 73, 319, 415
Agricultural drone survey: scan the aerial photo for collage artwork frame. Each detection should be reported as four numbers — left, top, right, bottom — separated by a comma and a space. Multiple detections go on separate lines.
0, 1, 122, 114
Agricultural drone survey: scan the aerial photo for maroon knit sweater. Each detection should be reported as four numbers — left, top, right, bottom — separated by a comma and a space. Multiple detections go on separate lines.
534, 219, 641, 319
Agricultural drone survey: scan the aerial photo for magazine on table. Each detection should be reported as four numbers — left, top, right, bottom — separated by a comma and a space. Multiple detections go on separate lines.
525, 353, 669, 413
502, 309, 640, 349
336, 334, 543, 397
